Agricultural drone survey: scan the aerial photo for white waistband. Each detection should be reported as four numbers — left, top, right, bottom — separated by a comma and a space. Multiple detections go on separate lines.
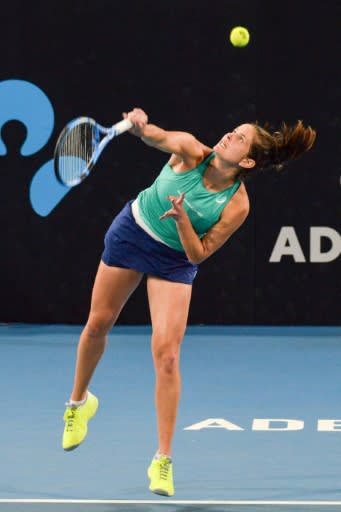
131, 199, 169, 246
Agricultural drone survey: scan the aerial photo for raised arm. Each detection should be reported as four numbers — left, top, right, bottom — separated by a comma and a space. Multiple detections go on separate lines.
124, 107, 209, 168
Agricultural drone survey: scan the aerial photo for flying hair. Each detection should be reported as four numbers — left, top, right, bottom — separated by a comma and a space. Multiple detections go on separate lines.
238, 120, 317, 180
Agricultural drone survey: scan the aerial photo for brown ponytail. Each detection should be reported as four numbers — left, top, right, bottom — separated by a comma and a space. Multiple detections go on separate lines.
239, 120, 316, 180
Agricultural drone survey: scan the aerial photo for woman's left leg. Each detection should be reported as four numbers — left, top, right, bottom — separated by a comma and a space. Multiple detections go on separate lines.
147, 276, 192, 457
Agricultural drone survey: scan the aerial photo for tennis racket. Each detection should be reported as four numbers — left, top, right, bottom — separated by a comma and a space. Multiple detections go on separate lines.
54, 116, 133, 187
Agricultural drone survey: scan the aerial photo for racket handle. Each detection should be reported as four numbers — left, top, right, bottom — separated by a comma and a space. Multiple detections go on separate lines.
112, 118, 133, 135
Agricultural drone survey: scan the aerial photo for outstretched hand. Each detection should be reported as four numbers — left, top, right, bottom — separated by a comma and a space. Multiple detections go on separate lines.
123, 108, 148, 136
160, 193, 186, 221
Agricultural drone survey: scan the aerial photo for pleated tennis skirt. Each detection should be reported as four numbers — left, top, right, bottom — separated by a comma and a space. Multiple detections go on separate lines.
101, 200, 198, 284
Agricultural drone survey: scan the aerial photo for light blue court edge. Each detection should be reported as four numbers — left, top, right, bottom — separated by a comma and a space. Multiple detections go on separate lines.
0, 324, 341, 511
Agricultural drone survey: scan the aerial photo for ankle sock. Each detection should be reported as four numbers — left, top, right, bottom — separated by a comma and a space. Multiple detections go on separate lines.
66, 392, 88, 408
154, 451, 172, 462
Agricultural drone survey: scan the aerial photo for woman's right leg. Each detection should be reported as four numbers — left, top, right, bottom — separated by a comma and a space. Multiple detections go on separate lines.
70, 261, 143, 401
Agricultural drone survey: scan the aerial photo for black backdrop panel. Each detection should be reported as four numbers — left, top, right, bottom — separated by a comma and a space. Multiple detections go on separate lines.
254, 1, 341, 324
0, 0, 339, 325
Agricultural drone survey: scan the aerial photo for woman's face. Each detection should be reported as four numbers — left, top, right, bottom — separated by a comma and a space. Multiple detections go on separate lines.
213, 123, 256, 165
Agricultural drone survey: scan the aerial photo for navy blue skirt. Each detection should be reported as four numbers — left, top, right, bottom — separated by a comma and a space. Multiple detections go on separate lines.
101, 201, 198, 284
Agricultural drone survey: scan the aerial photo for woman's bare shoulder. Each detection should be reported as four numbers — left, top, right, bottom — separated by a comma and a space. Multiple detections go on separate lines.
223, 182, 250, 219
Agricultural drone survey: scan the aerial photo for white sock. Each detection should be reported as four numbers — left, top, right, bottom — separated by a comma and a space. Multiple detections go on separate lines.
154, 451, 172, 461
66, 392, 88, 408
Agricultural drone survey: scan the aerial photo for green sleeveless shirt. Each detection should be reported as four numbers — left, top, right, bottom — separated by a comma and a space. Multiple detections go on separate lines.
136, 152, 241, 252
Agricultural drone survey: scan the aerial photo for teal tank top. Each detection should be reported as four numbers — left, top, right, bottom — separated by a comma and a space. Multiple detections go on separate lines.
136, 152, 241, 252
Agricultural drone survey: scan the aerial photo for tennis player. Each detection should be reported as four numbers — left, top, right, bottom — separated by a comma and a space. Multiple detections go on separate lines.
62, 108, 316, 496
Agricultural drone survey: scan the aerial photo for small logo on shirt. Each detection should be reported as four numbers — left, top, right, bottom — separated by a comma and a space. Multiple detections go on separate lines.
215, 197, 227, 204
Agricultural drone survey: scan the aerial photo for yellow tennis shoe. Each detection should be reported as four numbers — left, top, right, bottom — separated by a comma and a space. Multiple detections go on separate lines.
62, 391, 98, 451
147, 455, 174, 496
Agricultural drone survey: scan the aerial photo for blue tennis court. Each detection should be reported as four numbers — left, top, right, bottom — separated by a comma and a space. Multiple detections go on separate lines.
1, 324, 341, 511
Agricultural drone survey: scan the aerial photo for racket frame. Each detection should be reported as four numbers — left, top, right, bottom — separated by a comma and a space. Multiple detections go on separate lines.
54, 116, 133, 187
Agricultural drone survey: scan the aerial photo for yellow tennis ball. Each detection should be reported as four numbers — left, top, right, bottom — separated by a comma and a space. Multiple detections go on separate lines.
229, 26, 250, 47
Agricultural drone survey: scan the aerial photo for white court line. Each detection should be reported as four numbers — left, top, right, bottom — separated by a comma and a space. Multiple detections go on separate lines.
1, 500, 341, 506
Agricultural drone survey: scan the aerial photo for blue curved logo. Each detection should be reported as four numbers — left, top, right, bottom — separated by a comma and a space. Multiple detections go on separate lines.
0, 80, 54, 155
29, 160, 70, 217
0, 79, 70, 216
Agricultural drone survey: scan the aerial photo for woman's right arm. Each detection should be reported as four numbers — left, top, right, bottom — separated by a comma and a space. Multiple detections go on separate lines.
124, 108, 208, 165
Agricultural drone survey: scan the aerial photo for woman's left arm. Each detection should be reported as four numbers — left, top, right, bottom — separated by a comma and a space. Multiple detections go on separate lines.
161, 186, 250, 264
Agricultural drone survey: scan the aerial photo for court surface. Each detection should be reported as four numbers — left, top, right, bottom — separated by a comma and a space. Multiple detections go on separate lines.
1, 324, 341, 512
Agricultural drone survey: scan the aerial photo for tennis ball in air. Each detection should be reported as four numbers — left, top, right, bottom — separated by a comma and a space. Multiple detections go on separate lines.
229, 26, 250, 47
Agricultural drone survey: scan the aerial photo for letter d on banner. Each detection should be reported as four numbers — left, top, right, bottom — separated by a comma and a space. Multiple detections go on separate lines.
252, 418, 304, 431
310, 227, 341, 262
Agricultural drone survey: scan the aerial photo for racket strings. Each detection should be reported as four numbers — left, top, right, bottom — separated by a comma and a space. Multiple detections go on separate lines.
58, 123, 98, 186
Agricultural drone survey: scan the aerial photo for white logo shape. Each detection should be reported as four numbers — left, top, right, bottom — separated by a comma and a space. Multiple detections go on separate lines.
216, 197, 226, 204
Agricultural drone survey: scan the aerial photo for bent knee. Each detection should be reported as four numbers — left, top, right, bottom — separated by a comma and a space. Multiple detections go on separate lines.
85, 314, 113, 338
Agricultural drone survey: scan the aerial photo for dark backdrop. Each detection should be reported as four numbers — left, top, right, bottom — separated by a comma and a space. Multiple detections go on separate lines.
1, 0, 340, 325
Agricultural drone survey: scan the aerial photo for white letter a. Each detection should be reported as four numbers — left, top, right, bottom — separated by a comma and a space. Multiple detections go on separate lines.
184, 418, 244, 430
269, 227, 306, 262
